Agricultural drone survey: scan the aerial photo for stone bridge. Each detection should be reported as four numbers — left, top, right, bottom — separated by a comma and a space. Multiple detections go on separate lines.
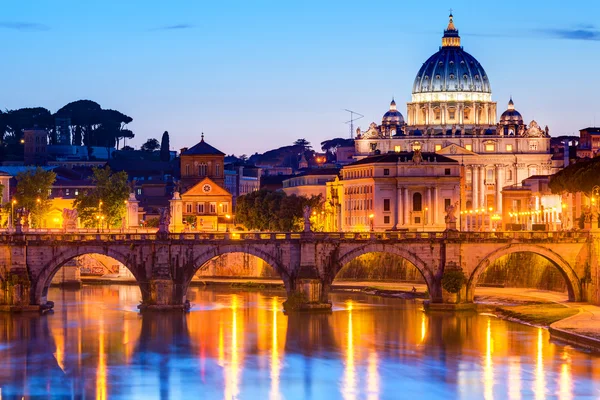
0, 230, 598, 311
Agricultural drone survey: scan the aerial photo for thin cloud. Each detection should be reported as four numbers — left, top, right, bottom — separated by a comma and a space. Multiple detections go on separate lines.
544, 27, 600, 41
151, 24, 194, 31
0, 21, 50, 32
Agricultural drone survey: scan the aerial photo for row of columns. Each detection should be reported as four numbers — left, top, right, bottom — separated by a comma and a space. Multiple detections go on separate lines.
394, 186, 440, 229
409, 102, 496, 126
470, 164, 504, 214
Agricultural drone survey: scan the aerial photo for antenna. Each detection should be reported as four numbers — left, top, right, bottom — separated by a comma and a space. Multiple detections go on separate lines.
344, 109, 364, 139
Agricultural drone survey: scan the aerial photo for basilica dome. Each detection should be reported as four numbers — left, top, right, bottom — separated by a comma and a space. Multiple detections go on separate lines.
382, 99, 405, 126
412, 14, 491, 96
499, 97, 523, 125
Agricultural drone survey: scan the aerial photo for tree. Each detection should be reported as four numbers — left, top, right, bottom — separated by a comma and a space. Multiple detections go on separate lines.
293, 138, 312, 151
549, 157, 600, 196
235, 190, 323, 231
121, 145, 134, 151
74, 167, 129, 228
141, 138, 160, 152
321, 138, 354, 153
160, 131, 170, 161
14, 167, 56, 228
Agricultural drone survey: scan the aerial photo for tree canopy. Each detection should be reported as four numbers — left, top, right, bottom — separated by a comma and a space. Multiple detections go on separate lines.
74, 167, 129, 228
141, 138, 160, 152
235, 190, 323, 231
549, 157, 600, 195
321, 138, 354, 153
14, 167, 56, 228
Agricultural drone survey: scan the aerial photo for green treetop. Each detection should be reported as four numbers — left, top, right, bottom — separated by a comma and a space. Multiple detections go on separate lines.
74, 166, 129, 228
14, 167, 57, 228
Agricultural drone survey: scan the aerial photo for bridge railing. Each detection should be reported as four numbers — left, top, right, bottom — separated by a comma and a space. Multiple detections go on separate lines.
0, 230, 591, 243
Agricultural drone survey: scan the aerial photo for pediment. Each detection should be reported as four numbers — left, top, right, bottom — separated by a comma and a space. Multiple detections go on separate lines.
182, 177, 231, 197
436, 144, 478, 156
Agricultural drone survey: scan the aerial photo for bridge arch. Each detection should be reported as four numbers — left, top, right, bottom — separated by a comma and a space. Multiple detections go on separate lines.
336, 243, 438, 301
183, 244, 287, 293
466, 244, 583, 302
33, 246, 148, 306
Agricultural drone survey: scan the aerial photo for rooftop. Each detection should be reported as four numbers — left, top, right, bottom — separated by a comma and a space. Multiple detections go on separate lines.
349, 152, 458, 166
181, 134, 225, 156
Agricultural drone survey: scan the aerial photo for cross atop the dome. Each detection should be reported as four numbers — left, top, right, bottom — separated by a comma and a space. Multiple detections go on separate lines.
201, 132, 205, 142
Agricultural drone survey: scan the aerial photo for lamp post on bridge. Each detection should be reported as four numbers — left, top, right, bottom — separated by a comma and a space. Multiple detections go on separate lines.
369, 213, 374, 232
592, 185, 600, 230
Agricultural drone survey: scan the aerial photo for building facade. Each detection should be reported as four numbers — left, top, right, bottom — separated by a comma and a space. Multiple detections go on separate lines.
180, 134, 226, 192
354, 14, 553, 215
282, 168, 340, 199
327, 151, 462, 232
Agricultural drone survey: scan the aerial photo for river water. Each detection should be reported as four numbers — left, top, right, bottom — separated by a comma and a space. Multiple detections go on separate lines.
0, 285, 599, 399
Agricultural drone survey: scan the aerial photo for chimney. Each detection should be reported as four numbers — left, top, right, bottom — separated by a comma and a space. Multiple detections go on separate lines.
180, 147, 188, 155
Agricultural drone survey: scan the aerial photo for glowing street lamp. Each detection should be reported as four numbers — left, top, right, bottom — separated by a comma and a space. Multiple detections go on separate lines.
369, 213, 375, 232
225, 214, 231, 232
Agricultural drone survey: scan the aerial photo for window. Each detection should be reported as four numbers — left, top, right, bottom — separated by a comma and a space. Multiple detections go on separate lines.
466, 169, 472, 183
485, 144, 495, 152
487, 169, 494, 182
412, 142, 421, 151
507, 169, 513, 181
445, 198, 451, 210
186, 203, 192, 213
384, 216, 390, 224
412, 193, 422, 212
434, 109, 441, 120
464, 109, 470, 120
435, 144, 442, 152
529, 141, 538, 151
136, 188, 142, 195
199, 163, 207, 176
394, 145, 401, 153
216, 163, 221, 176
414, 216, 421, 224
197, 203, 204, 213
185, 164, 190, 175
370, 143, 377, 151
449, 111, 455, 120
65, 189, 70, 196
222, 203, 228, 213
506, 144, 513, 152
209, 202, 216, 213
445, 168, 451, 175
383, 199, 390, 211
384, 168, 390, 176
465, 144, 472, 151
74, 189, 79, 196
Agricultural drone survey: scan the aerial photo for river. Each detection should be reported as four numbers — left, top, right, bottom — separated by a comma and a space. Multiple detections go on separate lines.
0, 285, 598, 399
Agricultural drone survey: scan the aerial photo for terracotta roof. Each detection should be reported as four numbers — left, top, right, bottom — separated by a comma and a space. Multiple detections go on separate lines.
181, 138, 225, 156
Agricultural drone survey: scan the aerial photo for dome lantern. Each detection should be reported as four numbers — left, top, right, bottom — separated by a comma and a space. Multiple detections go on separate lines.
442, 13, 461, 47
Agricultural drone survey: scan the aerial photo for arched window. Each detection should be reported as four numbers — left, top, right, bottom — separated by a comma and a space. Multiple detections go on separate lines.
466, 200, 473, 210
216, 163, 221, 176
412, 192, 422, 212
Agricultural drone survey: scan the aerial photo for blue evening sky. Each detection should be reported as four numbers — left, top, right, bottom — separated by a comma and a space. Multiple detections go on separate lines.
1, 0, 599, 155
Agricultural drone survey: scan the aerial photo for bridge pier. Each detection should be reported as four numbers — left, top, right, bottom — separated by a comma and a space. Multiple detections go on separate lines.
138, 279, 187, 312
0, 270, 40, 312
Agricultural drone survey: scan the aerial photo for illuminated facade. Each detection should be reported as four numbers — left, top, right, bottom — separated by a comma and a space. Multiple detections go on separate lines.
327, 151, 463, 232
354, 14, 554, 216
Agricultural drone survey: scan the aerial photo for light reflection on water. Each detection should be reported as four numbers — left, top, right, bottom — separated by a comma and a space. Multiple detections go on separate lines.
0, 285, 599, 399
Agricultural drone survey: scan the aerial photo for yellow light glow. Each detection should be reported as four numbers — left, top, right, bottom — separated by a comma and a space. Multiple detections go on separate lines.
484, 318, 494, 400
270, 296, 281, 400
508, 356, 521, 400
534, 328, 546, 400
559, 350, 572, 400
369, 214, 374, 219
342, 300, 356, 400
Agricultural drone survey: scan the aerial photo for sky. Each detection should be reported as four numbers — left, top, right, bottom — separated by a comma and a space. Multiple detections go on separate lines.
1, 0, 600, 155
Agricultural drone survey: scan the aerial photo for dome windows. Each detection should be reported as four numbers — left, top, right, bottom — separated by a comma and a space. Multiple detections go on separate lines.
436, 74, 441, 79
449, 74, 455, 79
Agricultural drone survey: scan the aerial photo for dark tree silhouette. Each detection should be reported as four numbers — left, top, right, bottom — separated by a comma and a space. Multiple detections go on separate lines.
160, 131, 170, 161
141, 138, 160, 152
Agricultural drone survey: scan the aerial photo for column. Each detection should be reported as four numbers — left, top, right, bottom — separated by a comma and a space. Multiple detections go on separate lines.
433, 186, 439, 225
404, 188, 409, 226
395, 185, 402, 229
472, 165, 479, 210
426, 187, 432, 226
495, 165, 503, 214
479, 165, 486, 210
